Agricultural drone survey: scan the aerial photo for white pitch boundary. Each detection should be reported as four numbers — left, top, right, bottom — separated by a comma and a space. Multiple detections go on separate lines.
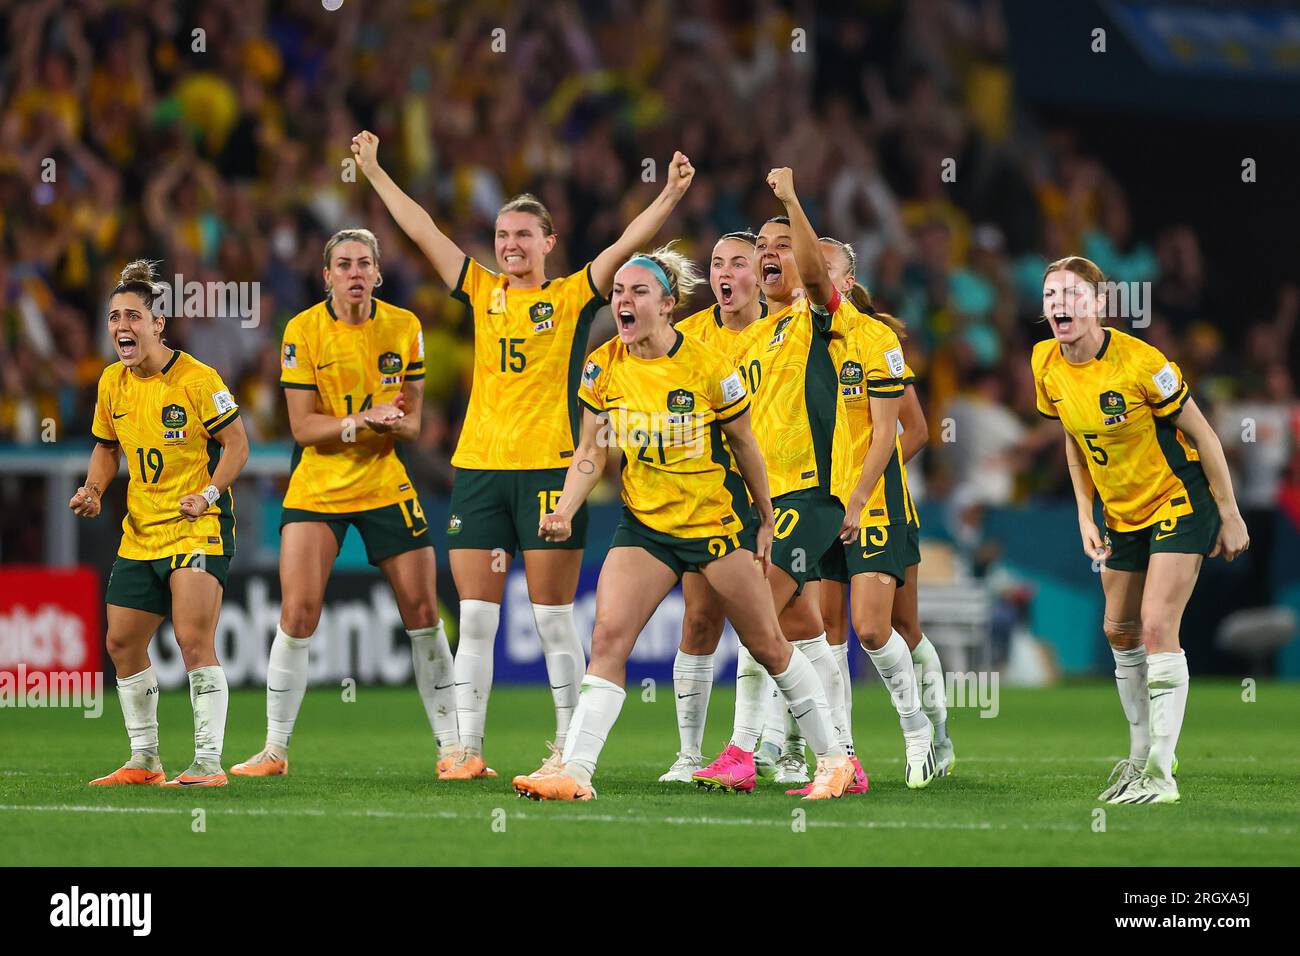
0, 803, 1293, 838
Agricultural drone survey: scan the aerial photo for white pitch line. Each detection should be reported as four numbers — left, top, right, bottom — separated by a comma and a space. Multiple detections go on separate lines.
0, 803, 1293, 838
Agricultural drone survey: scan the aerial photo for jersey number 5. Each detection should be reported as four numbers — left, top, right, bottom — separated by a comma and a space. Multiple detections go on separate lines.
1082, 433, 1108, 466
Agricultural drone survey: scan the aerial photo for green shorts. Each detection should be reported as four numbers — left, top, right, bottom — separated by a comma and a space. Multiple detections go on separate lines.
447, 467, 588, 553
610, 509, 755, 580
813, 521, 911, 587
105, 553, 231, 617
770, 489, 845, 593
904, 521, 921, 569
1104, 504, 1221, 573
281, 498, 432, 567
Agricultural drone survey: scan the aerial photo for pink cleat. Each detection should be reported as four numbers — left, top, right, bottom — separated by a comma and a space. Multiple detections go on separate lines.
786, 755, 870, 796
693, 743, 756, 793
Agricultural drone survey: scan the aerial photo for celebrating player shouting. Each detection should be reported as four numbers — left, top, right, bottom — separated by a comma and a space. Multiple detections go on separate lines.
353, 130, 696, 778
77, 259, 249, 788
513, 247, 854, 801
1033, 256, 1249, 805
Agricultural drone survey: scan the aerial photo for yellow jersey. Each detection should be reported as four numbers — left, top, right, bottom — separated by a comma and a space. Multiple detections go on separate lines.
675, 302, 769, 356
279, 298, 424, 513
829, 305, 913, 526
1032, 327, 1203, 532
577, 330, 750, 539
91, 350, 239, 559
730, 294, 856, 502
451, 257, 606, 470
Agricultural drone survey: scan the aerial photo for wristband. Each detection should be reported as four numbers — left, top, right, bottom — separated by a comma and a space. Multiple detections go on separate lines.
201, 484, 221, 507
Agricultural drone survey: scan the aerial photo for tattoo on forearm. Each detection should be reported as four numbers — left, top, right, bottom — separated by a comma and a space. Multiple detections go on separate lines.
578, 458, 595, 475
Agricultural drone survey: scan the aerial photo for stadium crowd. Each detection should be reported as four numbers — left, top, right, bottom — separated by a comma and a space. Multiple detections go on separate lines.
2, 0, 1297, 589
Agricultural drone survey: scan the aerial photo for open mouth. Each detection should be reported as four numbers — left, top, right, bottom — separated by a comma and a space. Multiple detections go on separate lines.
761, 262, 782, 287
503, 254, 524, 268
1052, 312, 1074, 334
617, 309, 636, 333
718, 281, 734, 307
347, 282, 365, 297
116, 334, 138, 360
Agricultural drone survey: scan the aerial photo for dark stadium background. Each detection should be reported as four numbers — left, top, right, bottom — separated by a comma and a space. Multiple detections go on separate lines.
2, 0, 1298, 687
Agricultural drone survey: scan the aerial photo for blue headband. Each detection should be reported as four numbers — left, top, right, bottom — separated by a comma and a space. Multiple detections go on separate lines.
624, 255, 672, 295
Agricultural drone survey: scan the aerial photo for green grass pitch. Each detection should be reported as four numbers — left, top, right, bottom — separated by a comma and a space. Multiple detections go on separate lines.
2, 680, 1296, 866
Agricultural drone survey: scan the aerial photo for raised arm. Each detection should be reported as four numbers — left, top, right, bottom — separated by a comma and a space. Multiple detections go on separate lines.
539, 409, 609, 542
352, 131, 467, 289
766, 167, 836, 308
1168, 398, 1250, 560
589, 151, 695, 293
840, 394, 902, 542
69, 441, 122, 518
721, 409, 775, 571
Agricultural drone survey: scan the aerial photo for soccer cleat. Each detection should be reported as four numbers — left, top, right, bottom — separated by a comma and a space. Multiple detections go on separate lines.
437, 748, 498, 780
1107, 773, 1180, 805
754, 740, 781, 777
773, 738, 809, 785
89, 765, 165, 786
524, 742, 565, 780
935, 737, 956, 777
1098, 758, 1142, 802
802, 754, 856, 800
230, 748, 288, 777
659, 751, 704, 783
785, 754, 870, 796
693, 744, 756, 793
161, 762, 228, 788
903, 723, 937, 790
512, 767, 595, 801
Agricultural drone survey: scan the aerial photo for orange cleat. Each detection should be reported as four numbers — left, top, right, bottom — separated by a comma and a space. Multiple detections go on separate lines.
161, 768, 228, 788
230, 749, 288, 777
89, 766, 165, 786
513, 768, 595, 801
437, 749, 497, 780
802, 755, 855, 800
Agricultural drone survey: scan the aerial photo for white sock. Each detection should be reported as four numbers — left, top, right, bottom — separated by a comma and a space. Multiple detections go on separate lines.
266, 626, 310, 751
533, 603, 585, 749
188, 665, 228, 766
454, 599, 500, 754
731, 645, 767, 751
866, 630, 928, 734
760, 674, 788, 751
409, 622, 461, 754
116, 667, 160, 759
672, 649, 714, 754
1112, 644, 1150, 764
911, 634, 949, 744
793, 634, 852, 754
830, 641, 853, 750
1146, 650, 1188, 781
769, 650, 842, 758
560, 674, 626, 783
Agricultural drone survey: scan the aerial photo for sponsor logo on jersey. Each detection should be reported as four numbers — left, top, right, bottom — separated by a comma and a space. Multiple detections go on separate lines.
667, 389, 696, 414
1099, 389, 1127, 416
530, 302, 555, 326
283, 343, 297, 368
884, 347, 906, 378
581, 360, 602, 389
378, 351, 403, 375
839, 361, 864, 385
447, 514, 462, 535
161, 404, 187, 429
720, 371, 746, 404
1152, 363, 1180, 399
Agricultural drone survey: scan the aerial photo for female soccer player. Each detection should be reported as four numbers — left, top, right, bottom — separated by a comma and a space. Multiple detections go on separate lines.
1033, 256, 1249, 804
231, 229, 460, 778
657, 231, 769, 783
810, 238, 949, 790
352, 130, 695, 777
76, 259, 249, 788
689, 169, 876, 795
511, 246, 854, 801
